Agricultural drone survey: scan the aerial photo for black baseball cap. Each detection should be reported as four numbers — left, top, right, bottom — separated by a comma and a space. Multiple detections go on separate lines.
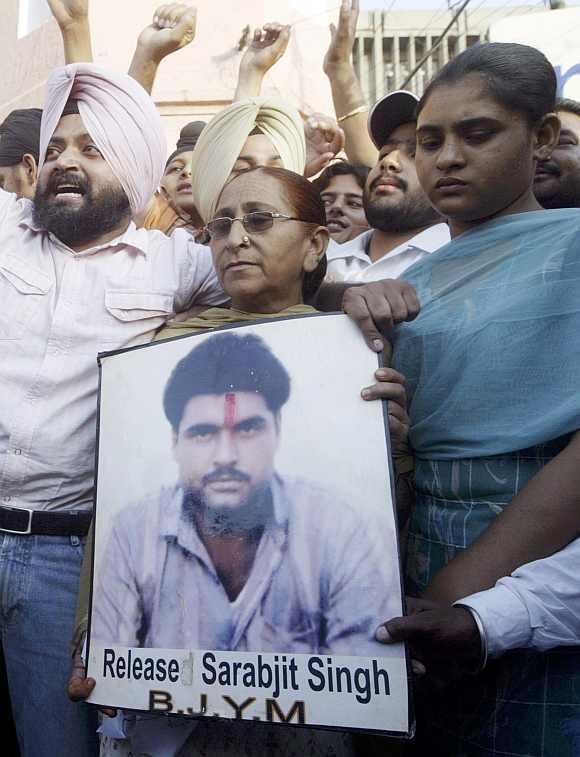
368, 90, 419, 150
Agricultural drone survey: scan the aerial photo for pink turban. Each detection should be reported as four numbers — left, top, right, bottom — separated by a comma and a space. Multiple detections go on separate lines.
39, 64, 166, 215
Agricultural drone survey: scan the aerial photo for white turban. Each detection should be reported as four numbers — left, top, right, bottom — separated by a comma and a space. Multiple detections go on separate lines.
191, 97, 306, 223
39, 64, 166, 215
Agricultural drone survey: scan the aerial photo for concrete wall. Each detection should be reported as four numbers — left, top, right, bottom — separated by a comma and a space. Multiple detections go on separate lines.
1, 1, 548, 151
354, 5, 543, 99
0, 0, 64, 119
0, 0, 338, 149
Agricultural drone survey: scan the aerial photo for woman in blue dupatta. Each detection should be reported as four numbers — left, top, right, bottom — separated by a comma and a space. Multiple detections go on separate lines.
380, 43, 580, 756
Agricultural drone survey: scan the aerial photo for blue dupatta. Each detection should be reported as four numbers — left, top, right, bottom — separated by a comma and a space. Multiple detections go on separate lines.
392, 208, 580, 459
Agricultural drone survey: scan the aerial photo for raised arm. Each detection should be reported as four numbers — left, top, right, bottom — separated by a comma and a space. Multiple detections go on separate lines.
234, 22, 291, 101
232, 21, 343, 177
323, 0, 377, 167
47, 0, 93, 63
128, 3, 197, 94
303, 113, 345, 178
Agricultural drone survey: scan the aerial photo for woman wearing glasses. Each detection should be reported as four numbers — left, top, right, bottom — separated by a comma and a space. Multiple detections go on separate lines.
72, 166, 409, 757
159, 166, 328, 337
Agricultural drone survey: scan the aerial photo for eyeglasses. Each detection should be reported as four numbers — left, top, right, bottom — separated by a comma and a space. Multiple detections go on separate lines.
204, 211, 304, 239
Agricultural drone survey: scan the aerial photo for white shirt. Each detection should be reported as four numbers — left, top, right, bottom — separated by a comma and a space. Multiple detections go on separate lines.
459, 538, 580, 657
325, 224, 450, 283
0, 190, 226, 512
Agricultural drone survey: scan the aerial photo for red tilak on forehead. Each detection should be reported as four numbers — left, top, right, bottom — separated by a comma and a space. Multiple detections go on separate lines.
224, 392, 237, 428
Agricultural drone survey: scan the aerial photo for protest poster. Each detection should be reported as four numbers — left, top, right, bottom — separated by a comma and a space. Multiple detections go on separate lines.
86, 312, 411, 736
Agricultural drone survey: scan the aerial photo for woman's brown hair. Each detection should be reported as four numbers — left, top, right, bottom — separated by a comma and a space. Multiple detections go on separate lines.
224, 166, 328, 301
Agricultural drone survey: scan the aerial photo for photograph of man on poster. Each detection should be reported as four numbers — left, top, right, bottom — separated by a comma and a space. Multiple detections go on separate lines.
91, 330, 396, 655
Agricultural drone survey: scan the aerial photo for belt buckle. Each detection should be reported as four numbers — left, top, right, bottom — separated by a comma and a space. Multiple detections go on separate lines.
0, 507, 33, 535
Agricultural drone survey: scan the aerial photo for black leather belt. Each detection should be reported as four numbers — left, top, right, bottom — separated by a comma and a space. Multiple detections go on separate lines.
0, 505, 92, 536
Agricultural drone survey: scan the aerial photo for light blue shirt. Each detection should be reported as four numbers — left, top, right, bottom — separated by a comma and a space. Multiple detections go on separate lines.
92, 475, 399, 655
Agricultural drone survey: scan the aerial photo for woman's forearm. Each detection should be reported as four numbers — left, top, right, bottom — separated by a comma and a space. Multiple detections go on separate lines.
326, 64, 377, 167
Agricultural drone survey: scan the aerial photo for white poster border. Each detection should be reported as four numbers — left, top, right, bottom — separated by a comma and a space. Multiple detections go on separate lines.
86, 312, 414, 738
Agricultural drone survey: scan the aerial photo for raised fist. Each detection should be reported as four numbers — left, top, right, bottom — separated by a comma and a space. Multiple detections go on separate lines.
138, 3, 197, 63
240, 22, 291, 77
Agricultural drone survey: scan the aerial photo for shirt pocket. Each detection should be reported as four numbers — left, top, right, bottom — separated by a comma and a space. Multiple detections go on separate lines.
257, 586, 321, 653
259, 618, 320, 654
0, 254, 51, 340
97, 289, 175, 351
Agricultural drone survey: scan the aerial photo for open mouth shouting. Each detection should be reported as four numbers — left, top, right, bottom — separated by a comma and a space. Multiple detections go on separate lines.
49, 174, 88, 205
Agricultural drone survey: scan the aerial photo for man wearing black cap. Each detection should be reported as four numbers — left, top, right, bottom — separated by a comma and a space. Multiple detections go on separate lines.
326, 90, 450, 282
0, 108, 42, 199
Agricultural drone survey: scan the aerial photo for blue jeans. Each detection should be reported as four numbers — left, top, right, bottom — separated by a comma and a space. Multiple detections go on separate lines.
0, 533, 99, 757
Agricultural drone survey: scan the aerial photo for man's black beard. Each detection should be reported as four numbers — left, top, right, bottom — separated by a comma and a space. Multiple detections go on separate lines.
33, 171, 130, 247
183, 482, 274, 536
364, 187, 439, 233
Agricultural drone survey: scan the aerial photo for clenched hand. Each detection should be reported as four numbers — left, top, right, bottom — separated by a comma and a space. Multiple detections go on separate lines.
137, 3, 197, 63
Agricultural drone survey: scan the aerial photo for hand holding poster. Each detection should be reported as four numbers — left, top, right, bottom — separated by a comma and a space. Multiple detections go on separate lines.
87, 313, 410, 740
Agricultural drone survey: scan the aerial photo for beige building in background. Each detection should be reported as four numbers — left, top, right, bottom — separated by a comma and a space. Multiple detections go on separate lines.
353, 5, 542, 100
1, 1, 545, 153
0, 0, 339, 149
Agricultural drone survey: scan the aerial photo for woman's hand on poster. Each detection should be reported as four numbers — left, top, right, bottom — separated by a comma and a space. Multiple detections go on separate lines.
67, 651, 117, 717
375, 597, 484, 687
361, 367, 410, 454
343, 279, 421, 351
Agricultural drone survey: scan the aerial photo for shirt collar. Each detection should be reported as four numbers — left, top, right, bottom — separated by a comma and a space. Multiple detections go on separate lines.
327, 223, 450, 263
405, 223, 451, 253
165, 476, 290, 561
270, 474, 290, 526
18, 200, 43, 233
19, 212, 149, 258
326, 229, 373, 263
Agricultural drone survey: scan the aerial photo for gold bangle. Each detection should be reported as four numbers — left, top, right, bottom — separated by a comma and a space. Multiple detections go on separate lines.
337, 105, 368, 123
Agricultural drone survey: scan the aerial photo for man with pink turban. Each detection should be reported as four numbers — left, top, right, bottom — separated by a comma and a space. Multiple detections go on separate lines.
0, 63, 226, 757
